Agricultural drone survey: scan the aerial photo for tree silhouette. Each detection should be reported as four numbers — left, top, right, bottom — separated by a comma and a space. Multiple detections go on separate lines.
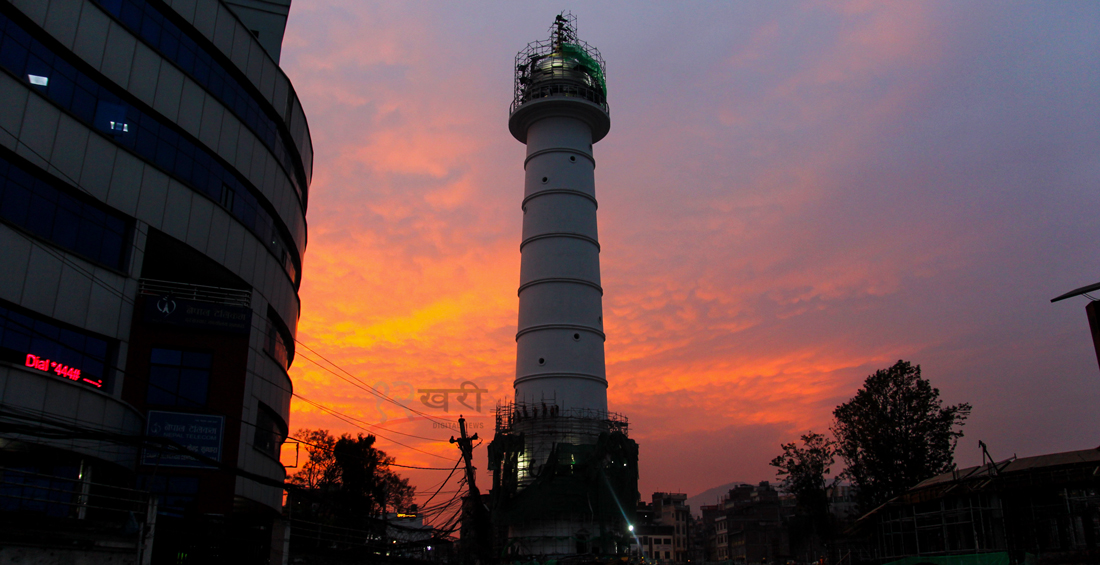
332, 433, 414, 520
832, 360, 971, 512
286, 429, 414, 521
286, 428, 338, 491
771, 431, 836, 518
771, 432, 836, 556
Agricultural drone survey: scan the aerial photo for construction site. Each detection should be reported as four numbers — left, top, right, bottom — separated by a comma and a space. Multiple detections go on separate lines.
488, 401, 639, 559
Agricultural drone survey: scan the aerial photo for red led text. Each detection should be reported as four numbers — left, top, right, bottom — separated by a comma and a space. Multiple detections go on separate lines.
24, 354, 102, 388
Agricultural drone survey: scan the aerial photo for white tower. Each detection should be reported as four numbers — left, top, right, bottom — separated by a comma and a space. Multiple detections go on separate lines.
488, 14, 637, 559
510, 14, 611, 416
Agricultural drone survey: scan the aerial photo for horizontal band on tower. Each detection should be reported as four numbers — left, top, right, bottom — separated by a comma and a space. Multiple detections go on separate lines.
520, 232, 600, 252
518, 277, 603, 296
522, 188, 598, 210
516, 324, 606, 341
515, 372, 608, 387
524, 147, 596, 168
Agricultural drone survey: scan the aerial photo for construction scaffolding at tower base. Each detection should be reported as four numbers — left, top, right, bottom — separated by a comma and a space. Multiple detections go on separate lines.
488, 401, 640, 559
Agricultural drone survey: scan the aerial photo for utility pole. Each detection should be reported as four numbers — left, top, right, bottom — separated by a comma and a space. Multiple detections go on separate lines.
451, 416, 491, 564
452, 416, 479, 493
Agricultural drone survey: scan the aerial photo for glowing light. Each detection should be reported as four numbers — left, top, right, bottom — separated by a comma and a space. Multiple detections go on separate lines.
24, 353, 102, 388
28, 75, 47, 86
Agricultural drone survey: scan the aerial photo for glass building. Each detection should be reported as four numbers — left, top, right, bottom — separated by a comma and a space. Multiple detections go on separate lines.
0, 0, 310, 561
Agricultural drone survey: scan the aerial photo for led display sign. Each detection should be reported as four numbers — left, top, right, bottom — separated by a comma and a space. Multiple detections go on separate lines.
24, 353, 103, 388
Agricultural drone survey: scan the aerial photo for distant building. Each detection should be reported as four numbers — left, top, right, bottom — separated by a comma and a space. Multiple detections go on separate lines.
856, 447, 1100, 563
631, 499, 679, 563
702, 482, 790, 564
715, 514, 729, 560
387, 512, 436, 559
652, 492, 692, 562
699, 502, 725, 561
0, 0, 311, 562
827, 483, 859, 522
634, 523, 676, 562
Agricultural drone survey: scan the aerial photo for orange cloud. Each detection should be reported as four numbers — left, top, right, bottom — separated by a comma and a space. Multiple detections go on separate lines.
279, 3, 1100, 511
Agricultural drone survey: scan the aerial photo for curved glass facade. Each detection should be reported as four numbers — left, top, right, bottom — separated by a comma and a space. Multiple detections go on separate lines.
0, 300, 113, 389
0, 7, 300, 285
0, 0, 308, 557
0, 149, 131, 271
92, 0, 309, 206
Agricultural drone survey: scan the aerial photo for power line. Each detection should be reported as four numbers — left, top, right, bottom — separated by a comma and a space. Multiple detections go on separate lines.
290, 395, 450, 461
288, 349, 452, 441
418, 457, 462, 508
285, 433, 461, 474
291, 339, 449, 425
0, 118, 450, 433
0, 119, 469, 471
3, 307, 448, 455
3, 315, 458, 481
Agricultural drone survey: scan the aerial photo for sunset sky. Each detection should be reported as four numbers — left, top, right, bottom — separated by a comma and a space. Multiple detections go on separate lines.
276, 2, 1100, 515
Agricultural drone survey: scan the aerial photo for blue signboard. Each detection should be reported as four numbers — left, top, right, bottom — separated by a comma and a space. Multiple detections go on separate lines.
142, 411, 224, 468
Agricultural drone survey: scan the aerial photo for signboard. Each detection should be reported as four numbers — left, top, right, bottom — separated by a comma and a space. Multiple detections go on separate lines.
23, 353, 103, 388
143, 295, 251, 334
0, 348, 104, 389
142, 411, 224, 468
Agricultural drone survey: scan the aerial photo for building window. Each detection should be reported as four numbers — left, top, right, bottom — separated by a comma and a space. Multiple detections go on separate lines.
91, 0, 308, 204
263, 308, 293, 370
253, 402, 287, 460
0, 9, 301, 286
0, 149, 131, 270
0, 465, 79, 517
147, 348, 211, 407
0, 300, 112, 389
136, 475, 198, 518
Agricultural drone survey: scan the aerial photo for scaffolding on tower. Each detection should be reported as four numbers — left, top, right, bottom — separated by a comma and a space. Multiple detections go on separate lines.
512, 12, 608, 114
487, 401, 639, 559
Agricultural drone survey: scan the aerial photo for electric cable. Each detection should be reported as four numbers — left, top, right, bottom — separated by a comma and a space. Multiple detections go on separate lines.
0, 119, 457, 441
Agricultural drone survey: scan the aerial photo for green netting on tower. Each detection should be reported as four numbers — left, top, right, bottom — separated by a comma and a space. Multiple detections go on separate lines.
511, 13, 610, 114
560, 43, 606, 100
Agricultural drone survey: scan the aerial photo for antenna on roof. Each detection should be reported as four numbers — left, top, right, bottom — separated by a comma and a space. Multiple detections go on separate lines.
979, 440, 1001, 477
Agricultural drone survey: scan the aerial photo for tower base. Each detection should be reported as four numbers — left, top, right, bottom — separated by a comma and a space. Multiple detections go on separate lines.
487, 401, 639, 559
